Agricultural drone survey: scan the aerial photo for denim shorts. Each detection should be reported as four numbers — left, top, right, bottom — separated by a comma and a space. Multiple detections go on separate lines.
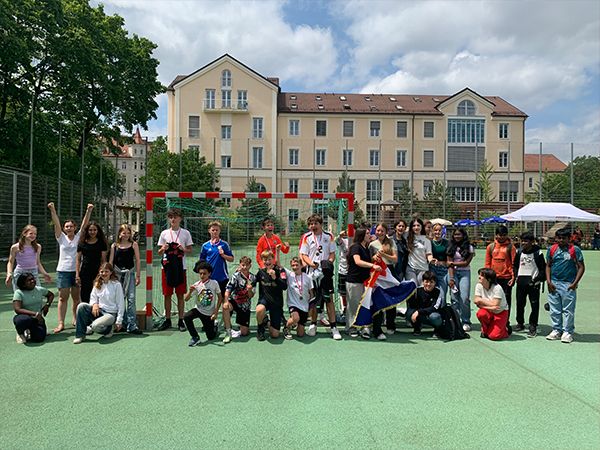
57, 271, 77, 289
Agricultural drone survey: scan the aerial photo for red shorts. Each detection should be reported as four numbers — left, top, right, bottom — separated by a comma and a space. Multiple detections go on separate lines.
161, 270, 187, 296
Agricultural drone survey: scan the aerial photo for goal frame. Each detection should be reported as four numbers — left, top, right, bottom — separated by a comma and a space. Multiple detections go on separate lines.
144, 191, 355, 328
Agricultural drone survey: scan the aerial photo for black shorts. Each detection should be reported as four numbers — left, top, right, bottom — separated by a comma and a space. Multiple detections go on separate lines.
229, 301, 251, 328
337, 273, 347, 296
288, 307, 308, 326
257, 298, 284, 330
312, 278, 334, 309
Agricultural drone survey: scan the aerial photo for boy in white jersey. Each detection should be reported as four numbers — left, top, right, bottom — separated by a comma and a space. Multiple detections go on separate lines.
283, 257, 315, 339
299, 214, 342, 340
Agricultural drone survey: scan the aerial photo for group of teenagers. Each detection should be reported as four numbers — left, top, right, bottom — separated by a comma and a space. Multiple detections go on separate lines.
7, 203, 586, 347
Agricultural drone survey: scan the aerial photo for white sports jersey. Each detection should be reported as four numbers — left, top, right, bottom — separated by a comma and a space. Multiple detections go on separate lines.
299, 231, 335, 272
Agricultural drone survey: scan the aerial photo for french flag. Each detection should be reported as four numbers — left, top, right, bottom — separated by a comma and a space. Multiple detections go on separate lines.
352, 262, 417, 327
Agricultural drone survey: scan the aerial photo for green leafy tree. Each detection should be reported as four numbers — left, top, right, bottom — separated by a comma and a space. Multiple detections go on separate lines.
477, 159, 495, 202
234, 176, 272, 242
393, 181, 418, 219
416, 181, 459, 220
327, 171, 364, 228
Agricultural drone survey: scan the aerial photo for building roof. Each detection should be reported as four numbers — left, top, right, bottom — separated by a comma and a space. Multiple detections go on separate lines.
524, 154, 567, 172
277, 91, 527, 117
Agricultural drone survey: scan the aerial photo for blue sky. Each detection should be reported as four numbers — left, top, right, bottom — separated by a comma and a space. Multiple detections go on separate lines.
97, 0, 600, 161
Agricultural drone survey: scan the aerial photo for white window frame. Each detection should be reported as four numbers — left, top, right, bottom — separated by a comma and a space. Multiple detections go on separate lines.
369, 149, 380, 167
221, 69, 232, 88
205, 89, 215, 109
289, 119, 300, 136
237, 90, 247, 110
313, 179, 329, 193
288, 179, 299, 193
221, 155, 231, 168
396, 149, 407, 167
288, 148, 299, 166
423, 149, 434, 167
370, 121, 381, 137
342, 149, 353, 167
343, 120, 354, 138
188, 115, 200, 138
221, 125, 231, 140
221, 90, 231, 108
252, 147, 263, 169
499, 123, 509, 139
316, 120, 327, 137
252, 117, 264, 139
315, 149, 326, 166
499, 151, 509, 168
424, 121, 434, 139
396, 121, 408, 138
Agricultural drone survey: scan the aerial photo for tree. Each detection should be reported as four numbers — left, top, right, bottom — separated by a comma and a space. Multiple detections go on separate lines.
327, 171, 364, 228
416, 181, 459, 220
393, 182, 418, 219
477, 159, 495, 202
234, 176, 272, 241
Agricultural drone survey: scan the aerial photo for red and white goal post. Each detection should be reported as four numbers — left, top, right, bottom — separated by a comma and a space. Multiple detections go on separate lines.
144, 191, 355, 329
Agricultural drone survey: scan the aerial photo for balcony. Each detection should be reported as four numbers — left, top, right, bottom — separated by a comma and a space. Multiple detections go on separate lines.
203, 100, 249, 113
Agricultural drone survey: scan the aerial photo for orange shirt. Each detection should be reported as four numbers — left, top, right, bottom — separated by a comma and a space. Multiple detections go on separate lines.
256, 233, 290, 268
484, 239, 516, 280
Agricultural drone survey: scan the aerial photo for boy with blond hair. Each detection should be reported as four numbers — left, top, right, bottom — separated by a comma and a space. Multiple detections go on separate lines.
253, 250, 287, 341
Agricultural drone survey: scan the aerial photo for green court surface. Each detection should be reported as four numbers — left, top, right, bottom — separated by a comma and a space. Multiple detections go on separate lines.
1, 251, 598, 449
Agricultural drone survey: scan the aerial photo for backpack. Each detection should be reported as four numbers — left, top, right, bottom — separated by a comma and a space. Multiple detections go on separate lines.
434, 305, 470, 341
549, 243, 576, 262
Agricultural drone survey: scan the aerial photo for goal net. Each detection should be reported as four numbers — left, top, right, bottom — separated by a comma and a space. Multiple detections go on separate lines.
144, 191, 355, 325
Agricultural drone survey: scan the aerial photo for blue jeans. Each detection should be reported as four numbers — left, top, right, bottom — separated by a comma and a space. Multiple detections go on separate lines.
547, 280, 577, 334
429, 264, 448, 302
450, 270, 471, 325
75, 303, 116, 338
116, 268, 138, 331
406, 308, 443, 330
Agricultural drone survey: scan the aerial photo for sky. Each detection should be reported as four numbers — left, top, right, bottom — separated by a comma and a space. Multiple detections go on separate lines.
96, 0, 600, 161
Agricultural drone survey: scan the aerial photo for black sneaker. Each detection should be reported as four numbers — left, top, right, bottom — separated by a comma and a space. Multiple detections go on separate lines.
412, 328, 422, 336
527, 326, 537, 338
480, 332, 488, 339
157, 318, 172, 331
257, 325, 266, 341
178, 319, 186, 332
507, 324, 513, 336
514, 324, 525, 332
543, 302, 550, 312
283, 327, 292, 340
128, 328, 143, 335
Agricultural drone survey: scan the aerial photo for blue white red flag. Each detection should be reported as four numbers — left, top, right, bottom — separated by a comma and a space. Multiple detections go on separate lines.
352, 262, 417, 327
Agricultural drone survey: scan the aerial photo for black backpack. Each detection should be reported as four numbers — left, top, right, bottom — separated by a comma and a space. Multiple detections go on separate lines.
434, 305, 470, 341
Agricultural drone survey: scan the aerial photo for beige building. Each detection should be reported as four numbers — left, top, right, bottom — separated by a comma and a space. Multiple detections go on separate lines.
167, 54, 529, 223
523, 153, 567, 194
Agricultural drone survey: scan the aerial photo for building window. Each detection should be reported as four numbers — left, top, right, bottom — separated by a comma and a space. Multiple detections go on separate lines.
393, 180, 409, 200
221, 69, 231, 88
221, 90, 231, 108
342, 149, 353, 167
134, 148, 137, 155
140, 162, 144, 170
457, 100, 476, 116
121, 161, 126, 170
221, 155, 231, 168
288, 179, 298, 193
221, 125, 231, 140
447, 118, 485, 144
289, 119, 300, 136
252, 147, 263, 169
316, 120, 327, 137
423, 180, 433, 196
237, 90, 247, 110
366, 179, 382, 202
343, 120, 354, 138
252, 117, 263, 139
289, 148, 299, 166
370, 121, 381, 137
205, 89, 215, 109
423, 150, 434, 167
499, 181, 518, 202
397, 121, 408, 138
140, 148, 144, 156
451, 186, 481, 202
424, 121, 434, 138
528, 177, 533, 189
134, 162, 137, 170
499, 123, 509, 139
313, 179, 329, 193
499, 151, 509, 168
188, 115, 200, 138
366, 204, 379, 224
396, 150, 407, 167
315, 149, 326, 166
133, 176, 137, 184
369, 149, 380, 167
288, 209, 299, 232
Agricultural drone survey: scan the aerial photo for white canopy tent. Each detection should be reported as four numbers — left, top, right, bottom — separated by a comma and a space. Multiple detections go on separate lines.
500, 202, 600, 222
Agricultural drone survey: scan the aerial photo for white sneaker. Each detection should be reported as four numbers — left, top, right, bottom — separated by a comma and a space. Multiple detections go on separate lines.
307, 323, 317, 337
223, 330, 232, 344
231, 329, 241, 338
546, 330, 562, 340
319, 314, 330, 326
23, 329, 31, 341
561, 332, 573, 343
331, 327, 342, 340
73, 337, 85, 344
86, 326, 93, 335
361, 327, 371, 339
462, 323, 471, 332
385, 328, 395, 336
377, 333, 387, 341
16, 333, 26, 344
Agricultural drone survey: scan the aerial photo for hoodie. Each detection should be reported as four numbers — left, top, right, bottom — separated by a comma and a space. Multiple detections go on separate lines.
485, 239, 517, 280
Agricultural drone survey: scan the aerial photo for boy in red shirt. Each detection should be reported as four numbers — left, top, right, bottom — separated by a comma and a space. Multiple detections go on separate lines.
256, 218, 290, 268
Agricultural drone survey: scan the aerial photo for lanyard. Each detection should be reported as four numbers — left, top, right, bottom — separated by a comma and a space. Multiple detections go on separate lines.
170, 228, 181, 244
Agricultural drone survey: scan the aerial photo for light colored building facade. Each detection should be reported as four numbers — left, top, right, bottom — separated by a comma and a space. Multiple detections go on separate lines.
167, 54, 529, 223
523, 153, 567, 194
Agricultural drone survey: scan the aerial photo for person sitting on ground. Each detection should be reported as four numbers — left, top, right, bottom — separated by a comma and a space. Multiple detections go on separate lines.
13, 273, 54, 344
183, 261, 223, 347
222, 256, 255, 344
73, 263, 124, 344
406, 270, 444, 336
474, 268, 510, 341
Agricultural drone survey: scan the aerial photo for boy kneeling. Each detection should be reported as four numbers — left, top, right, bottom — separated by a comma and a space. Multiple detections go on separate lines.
183, 261, 223, 347
283, 257, 315, 339
254, 250, 287, 341
406, 270, 444, 336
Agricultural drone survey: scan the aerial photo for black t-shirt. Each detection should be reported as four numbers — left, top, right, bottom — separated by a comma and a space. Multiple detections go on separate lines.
253, 266, 287, 306
78, 240, 107, 274
347, 243, 372, 283
113, 245, 135, 270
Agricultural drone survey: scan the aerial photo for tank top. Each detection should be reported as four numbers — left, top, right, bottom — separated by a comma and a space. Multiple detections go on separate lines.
113, 245, 135, 270
16, 246, 37, 270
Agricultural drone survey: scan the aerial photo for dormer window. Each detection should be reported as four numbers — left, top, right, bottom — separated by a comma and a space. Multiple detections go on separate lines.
457, 99, 475, 116
221, 69, 232, 88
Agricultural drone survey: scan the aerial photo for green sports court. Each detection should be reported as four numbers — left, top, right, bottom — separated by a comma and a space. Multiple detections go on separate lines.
1, 250, 598, 449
